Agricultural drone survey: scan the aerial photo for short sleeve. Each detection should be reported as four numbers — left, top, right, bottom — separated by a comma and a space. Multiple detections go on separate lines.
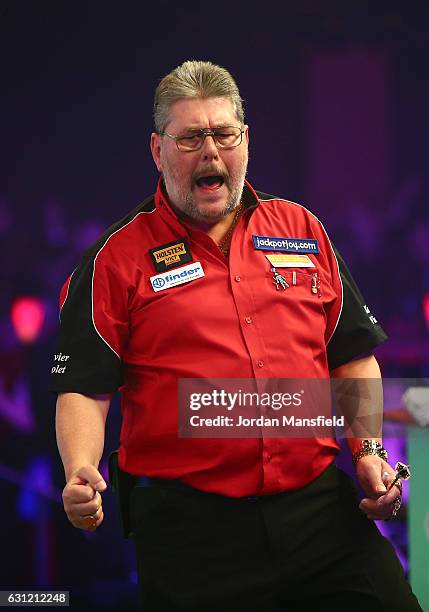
326, 245, 387, 370
49, 251, 129, 394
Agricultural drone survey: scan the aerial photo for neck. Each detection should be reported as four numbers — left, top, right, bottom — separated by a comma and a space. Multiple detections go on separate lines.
207, 204, 243, 244
170, 202, 242, 244
173, 208, 218, 233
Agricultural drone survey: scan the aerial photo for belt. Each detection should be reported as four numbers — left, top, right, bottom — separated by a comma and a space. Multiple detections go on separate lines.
135, 475, 177, 487
134, 476, 261, 501
134, 475, 202, 493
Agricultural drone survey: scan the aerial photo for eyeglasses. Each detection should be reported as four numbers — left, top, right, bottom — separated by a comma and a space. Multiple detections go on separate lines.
160, 126, 245, 152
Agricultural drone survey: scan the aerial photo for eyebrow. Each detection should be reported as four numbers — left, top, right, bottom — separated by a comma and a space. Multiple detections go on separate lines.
181, 124, 237, 132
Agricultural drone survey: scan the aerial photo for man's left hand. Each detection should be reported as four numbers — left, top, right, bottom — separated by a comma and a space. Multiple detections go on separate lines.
356, 455, 401, 520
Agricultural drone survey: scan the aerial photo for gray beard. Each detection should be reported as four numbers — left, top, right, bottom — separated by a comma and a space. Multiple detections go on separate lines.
179, 181, 245, 222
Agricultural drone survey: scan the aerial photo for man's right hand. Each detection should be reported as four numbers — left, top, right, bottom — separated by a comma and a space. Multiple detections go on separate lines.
62, 465, 107, 531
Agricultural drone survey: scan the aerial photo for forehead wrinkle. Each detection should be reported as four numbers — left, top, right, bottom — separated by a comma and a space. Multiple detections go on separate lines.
165, 96, 240, 126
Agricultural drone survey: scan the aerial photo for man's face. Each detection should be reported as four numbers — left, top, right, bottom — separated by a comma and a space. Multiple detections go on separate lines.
151, 97, 249, 223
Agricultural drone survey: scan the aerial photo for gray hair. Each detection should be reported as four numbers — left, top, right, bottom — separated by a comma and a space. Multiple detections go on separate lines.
153, 60, 245, 133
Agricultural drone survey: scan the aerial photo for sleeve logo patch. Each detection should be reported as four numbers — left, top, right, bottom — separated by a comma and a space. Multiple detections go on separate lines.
150, 262, 205, 292
252, 235, 319, 254
364, 304, 378, 325
149, 238, 193, 272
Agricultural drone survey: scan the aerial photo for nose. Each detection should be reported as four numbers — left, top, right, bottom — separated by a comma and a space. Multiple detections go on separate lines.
201, 134, 219, 160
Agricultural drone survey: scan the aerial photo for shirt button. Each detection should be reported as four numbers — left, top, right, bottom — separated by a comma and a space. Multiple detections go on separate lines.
245, 316, 252, 324
266, 454, 272, 462
235, 275, 241, 282
257, 360, 264, 368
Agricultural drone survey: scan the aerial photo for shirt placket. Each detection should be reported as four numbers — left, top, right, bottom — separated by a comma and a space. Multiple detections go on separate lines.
229, 219, 283, 495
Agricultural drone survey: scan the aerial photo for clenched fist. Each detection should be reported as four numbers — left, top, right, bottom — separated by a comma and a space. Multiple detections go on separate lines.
62, 465, 107, 531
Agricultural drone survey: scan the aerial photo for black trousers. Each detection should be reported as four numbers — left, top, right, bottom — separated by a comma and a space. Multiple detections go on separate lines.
130, 463, 422, 611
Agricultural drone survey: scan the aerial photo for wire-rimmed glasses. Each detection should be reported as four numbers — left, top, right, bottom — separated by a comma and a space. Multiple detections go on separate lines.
160, 126, 244, 152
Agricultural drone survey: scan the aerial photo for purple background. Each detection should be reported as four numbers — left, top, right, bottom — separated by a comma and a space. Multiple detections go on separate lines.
1, 2, 428, 609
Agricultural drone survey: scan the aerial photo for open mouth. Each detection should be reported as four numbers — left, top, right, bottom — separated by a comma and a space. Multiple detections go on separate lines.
195, 175, 225, 191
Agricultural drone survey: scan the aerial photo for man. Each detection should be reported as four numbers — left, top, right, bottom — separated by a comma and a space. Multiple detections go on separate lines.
51, 61, 421, 611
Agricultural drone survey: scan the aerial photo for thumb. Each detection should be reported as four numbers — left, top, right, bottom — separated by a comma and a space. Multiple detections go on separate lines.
374, 480, 387, 496
73, 465, 107, 492
367, 468, 387, 497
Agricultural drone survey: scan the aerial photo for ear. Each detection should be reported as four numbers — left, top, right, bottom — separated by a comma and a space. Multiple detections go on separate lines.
150, 132, 163, 172
244, 125, 249, 144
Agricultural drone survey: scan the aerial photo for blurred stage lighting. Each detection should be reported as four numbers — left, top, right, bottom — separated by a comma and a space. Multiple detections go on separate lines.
423, 292, 429, 329
10, 296, 46, 343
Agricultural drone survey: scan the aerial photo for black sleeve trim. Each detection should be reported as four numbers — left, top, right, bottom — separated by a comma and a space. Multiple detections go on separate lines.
49, 256, 123, 394
327, 245, 388, 370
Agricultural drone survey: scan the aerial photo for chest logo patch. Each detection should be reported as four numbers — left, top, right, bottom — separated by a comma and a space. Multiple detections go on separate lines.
150, 262, 205, 292
149, 238, 193, 272
252, 235, 319, 254
265, 254, 315, 268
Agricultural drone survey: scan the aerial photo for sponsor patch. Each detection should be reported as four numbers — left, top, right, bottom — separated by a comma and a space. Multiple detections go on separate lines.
252, 235, 319, 254
265, 254, 315, 268
51, 352, 70, 374
149, 238, 192, 272
150, 262, 205, 292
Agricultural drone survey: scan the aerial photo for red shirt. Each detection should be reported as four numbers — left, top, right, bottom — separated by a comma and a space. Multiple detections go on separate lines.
51, 178, 386, 497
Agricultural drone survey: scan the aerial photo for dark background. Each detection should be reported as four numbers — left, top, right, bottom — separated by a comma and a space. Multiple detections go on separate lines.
1, 1, 428, 609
